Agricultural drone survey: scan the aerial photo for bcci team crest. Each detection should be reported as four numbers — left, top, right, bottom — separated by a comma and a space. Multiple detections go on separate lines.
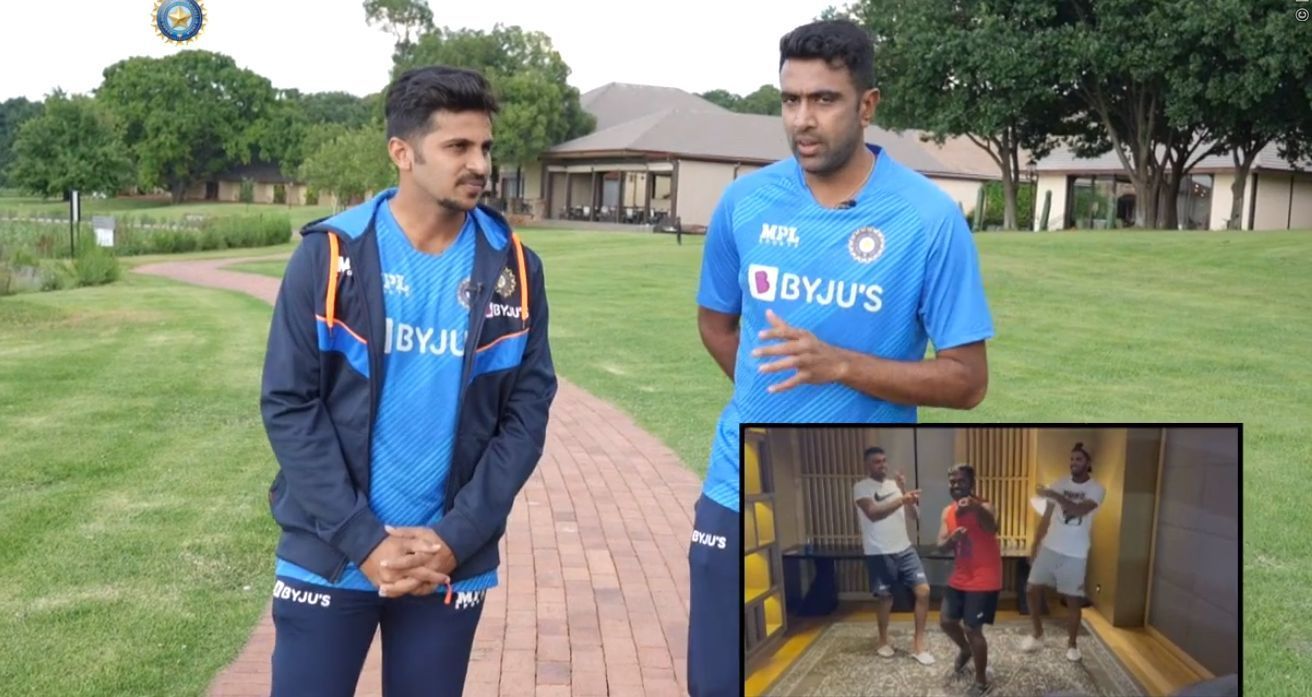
457, 278, 474, 309
848, 227, 885, 264
495, 267, 517, 299
152, 0, 206, 44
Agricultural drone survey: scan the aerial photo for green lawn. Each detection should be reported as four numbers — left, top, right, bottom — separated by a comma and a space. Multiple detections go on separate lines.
0, 195, 334, 230
0, 276, 277, 696
4, 228, 1307, 693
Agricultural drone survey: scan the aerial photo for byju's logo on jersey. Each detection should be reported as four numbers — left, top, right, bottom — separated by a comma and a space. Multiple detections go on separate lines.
748, 264, 779, 302
759, 223, 800, 247
746, 264, 883, 313
384, 318, 466, 356
272, 579, 330, 608
691, 529, 728, 550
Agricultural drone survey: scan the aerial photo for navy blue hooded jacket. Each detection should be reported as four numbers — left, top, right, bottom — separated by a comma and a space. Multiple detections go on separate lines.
260, 189, 556, 585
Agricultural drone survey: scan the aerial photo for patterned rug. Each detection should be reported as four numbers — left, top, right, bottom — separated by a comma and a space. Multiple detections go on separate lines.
765, 618, 1145, 697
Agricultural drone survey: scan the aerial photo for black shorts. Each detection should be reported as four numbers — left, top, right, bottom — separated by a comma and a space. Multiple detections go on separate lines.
942, 586, 999, 629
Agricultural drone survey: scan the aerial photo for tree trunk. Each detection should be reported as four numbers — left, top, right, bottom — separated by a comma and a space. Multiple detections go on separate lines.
1158, 174, 1178, 230
1228, 148, 1261, 230
170, 180, 186, 205
1000, 129, 1017, 230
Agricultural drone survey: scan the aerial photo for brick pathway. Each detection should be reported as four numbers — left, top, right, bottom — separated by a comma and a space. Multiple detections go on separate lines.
135, 257, 702, 697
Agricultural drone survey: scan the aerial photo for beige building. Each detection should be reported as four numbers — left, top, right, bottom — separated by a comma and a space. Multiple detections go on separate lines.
183, 163, 355, 209
1033, 144, 1312, 231
506, 83, 1000, 231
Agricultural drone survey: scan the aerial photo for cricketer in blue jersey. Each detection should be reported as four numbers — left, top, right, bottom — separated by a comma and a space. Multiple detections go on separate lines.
261, 66, 556, 697
687, 20, 993, 697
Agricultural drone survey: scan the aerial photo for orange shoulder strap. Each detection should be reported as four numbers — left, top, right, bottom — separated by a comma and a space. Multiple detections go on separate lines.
325, 234, 340, 329
511, 232, 529, 323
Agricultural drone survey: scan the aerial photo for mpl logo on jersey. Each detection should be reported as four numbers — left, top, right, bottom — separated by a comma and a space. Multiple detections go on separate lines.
759, 223, 800, 247
452, 590, 487, 610
382, 273, 410, 296
747, 263, 883, 313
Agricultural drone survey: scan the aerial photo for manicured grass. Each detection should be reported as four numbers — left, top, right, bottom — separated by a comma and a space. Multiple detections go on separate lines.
123, 243, 295, 269
0, 275, 278, 696
0, 195, 334, 230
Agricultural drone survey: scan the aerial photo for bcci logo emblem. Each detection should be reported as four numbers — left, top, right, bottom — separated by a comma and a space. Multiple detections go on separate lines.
152, 0, 206, 44
457, 278, 475, 309
848, 227, 885, 264
495, 267, 516, 299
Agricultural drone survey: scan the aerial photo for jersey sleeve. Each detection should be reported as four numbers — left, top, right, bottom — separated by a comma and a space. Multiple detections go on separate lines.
1090, 483, 1106, 506
696, 192, 741, 314
853, 480, 871, 502
918, 206, 994, 350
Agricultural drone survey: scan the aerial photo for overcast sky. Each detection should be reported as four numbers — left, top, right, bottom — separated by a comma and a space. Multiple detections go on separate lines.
0, 0, 844, 102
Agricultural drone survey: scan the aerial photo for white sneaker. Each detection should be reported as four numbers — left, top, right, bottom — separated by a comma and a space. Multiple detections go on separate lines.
912, 651, 936, 666
1019, 635, 1042, 652
1066, 647, 1082, 662
876, 644, 895, 658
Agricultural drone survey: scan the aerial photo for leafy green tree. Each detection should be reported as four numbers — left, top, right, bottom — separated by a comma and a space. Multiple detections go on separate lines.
0, 97, 44, 188
299, 122, 395, 206
738, 85, 782, 116
97, 51, 278, 203
9, 91, 131, 198
363, 0, 433, 46
852, 0, 1068, 230
698, 89, 740, 111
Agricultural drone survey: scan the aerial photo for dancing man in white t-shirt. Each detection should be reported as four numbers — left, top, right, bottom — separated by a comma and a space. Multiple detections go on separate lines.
1021, 442, 1105, 661
852, 446, 935, 665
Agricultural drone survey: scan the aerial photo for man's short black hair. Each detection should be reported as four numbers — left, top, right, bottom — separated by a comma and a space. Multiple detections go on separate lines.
778, 19, 876, 93
863, 446, 885, 460
385, 65, 499, 142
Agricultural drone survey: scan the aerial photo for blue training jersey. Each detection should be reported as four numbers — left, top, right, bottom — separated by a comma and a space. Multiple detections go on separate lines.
696, 145, 994, 512
276, 202, 498, 594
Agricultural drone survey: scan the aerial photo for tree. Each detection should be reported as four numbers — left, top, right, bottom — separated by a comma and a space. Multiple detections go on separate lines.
1166, 0, 1312, 229
1055, 0, 1219, 229
852, 0, 1068, 230
97, 51, 278, 203
248, 89, 312, 179
738, 85, 783, 115
298, 91, 374, 129
299, 122, 395, 206
0, 97, 44, 188
363, 0, 433, 46
698, 89, 740, 111
393, 24, 594, 194
9, 91, 131, 198
696, 86, 781, 115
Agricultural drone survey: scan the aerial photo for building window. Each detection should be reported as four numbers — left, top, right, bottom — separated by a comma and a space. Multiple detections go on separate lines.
1176, 174, 1213, 230
1068, 174, 1136, 229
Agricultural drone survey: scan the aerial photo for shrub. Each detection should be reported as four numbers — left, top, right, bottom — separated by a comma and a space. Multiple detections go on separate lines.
73, 245, 121, 287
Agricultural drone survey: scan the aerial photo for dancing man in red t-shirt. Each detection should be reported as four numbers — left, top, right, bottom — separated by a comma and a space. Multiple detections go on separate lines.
937, 464, 1001, 697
